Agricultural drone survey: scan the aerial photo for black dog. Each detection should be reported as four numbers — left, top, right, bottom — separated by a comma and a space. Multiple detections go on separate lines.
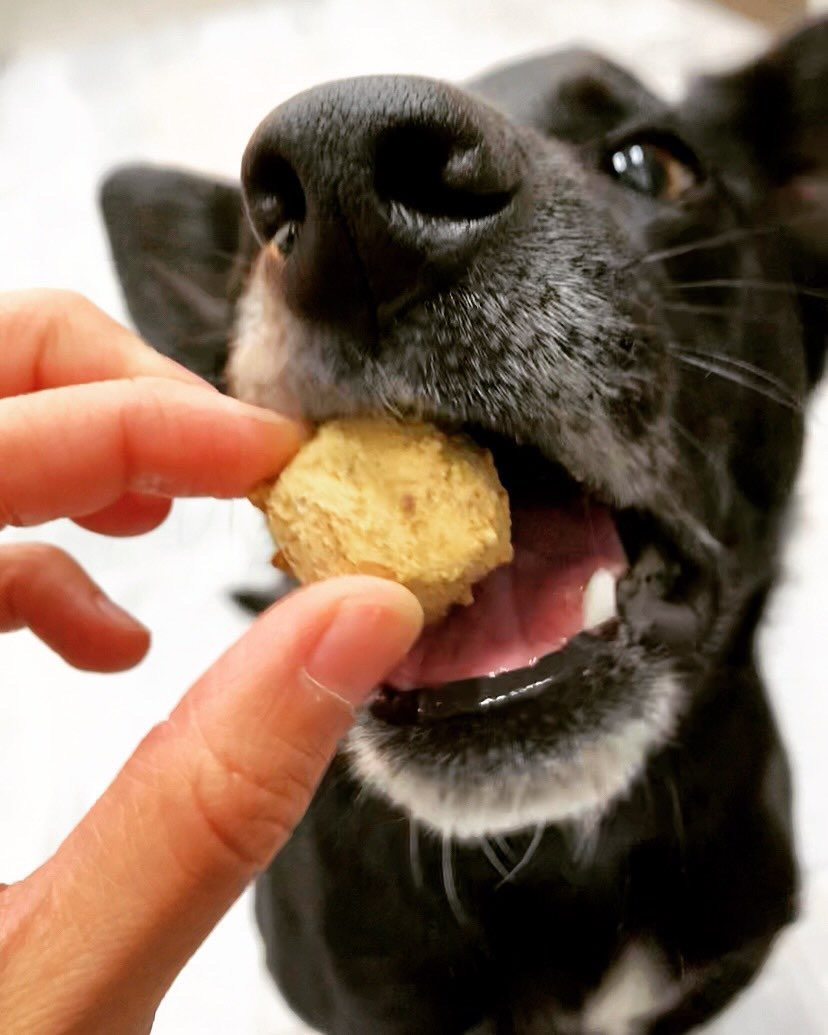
101, 19, 826, 1034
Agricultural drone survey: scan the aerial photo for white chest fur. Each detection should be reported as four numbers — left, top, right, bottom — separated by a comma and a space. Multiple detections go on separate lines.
559, 942, 686, 1035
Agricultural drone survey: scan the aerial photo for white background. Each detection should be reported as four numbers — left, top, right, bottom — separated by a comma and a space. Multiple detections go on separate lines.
0, 1, 826, 1031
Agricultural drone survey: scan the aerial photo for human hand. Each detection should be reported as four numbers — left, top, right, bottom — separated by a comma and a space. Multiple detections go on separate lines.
0, 291, 424, 1033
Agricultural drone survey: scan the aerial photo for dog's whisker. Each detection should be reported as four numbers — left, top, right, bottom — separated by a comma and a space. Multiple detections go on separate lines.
672, 347, 801, 401
352, 782, 372, 809
657, 301, 790, 322
441, 836, 467, 925
636, 213, 815, 267
637, 227, 762, 266
621, 319, 667, 338
480, 837, 511, 880
667, 417, 719, 474
671, 278, 827, 301
568, 810, 603, 864
493, 834, 516, 863
409, 818, 424, 890
634, 310, 804, 404
659, 301, 737, 318
150, 257, 234, 307
672, 352, 803, 412
497, 826, 544, 887
205, 245, 250, 264
667, 774, 686, 868
179, 327, 233, 346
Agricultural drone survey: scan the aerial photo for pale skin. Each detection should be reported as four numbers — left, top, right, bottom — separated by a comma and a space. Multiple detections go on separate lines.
0, 291, 424, 1034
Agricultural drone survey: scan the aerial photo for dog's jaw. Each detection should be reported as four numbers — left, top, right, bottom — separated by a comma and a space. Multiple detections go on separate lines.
226, 237, 718, 842
224, 220, 737, 846
226, 259, 700, 839
344, 671, 683, 839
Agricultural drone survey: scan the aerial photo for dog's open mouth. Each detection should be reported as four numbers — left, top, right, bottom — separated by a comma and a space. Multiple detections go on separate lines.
371, 429, 709, 726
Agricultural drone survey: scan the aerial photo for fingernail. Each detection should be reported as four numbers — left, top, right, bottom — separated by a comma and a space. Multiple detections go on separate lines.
94, 594, 149, 635
304, 591, 424, 707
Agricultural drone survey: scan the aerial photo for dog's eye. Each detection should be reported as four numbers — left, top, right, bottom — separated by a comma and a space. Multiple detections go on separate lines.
606, 140, 697, 201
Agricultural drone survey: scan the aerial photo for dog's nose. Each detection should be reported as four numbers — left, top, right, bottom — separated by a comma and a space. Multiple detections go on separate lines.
242, 76, 524, 335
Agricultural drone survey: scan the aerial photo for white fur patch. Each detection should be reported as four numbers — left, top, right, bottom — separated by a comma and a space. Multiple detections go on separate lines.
558, 942, 685, 1035
226, 253, 299, 413
346, 673, 683, 840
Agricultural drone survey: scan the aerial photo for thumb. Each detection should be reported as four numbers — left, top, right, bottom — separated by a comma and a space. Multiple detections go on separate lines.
0, 576, 422, 1035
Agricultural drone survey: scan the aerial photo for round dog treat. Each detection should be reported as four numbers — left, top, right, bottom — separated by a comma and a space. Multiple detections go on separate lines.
251, 418, 513, 623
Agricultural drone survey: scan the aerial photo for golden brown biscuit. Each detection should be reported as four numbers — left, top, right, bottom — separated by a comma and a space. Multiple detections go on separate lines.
251, 418, 513, 623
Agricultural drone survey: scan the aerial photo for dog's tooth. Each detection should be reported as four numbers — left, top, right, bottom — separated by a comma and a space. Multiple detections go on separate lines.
583, 568, 618, 630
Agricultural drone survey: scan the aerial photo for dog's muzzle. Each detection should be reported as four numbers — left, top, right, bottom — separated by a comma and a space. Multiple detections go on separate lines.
241, 74, 525, 342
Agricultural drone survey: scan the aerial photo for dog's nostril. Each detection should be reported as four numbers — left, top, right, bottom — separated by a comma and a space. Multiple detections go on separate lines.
374, 123, 515, 222
244, 152, 306, 248
241, 77, 525, 332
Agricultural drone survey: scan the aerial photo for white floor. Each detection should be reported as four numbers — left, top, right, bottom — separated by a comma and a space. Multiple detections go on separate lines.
0, 1, 826, 1032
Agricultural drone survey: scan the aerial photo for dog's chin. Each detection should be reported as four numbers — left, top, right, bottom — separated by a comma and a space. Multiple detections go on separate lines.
346, 661, 684, 841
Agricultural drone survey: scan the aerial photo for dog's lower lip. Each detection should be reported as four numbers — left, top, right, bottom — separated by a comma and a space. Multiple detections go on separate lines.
371, 620, 620, 726
369, 524, 709, 727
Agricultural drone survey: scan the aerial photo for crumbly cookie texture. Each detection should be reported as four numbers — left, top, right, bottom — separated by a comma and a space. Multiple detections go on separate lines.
250, 418, 513, 623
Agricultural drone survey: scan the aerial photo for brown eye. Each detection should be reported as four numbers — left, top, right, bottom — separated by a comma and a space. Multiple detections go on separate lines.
607, 141, 697, 201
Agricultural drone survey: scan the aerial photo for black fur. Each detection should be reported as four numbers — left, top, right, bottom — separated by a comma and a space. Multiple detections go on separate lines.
101, 20, 826, 1034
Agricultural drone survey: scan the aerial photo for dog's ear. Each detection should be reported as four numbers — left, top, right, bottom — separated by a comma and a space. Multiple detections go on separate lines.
681, 19, 828, 383
100, 165, 253, 387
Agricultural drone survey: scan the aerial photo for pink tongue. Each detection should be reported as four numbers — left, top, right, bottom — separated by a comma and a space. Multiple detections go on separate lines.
387, 499, 627, 691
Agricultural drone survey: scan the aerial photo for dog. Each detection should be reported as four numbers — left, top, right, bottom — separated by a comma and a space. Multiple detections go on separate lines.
100, 18, 826, 1034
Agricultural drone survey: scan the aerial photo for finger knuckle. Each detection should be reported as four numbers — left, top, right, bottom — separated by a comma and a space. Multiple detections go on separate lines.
0, 542, 65, 581
4, 287, 83, 318
0, 495, 22, 529
33, 289, 97, 336
190, 724, 324, 872
47, 287, 92, 311
6, 541, 62, 564
0, 543, 63, 626
3, 290, 98, 392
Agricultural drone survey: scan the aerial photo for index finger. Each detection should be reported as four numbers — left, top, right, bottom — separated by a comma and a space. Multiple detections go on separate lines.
0, 378, 305, 527
0, 289, 207, 398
